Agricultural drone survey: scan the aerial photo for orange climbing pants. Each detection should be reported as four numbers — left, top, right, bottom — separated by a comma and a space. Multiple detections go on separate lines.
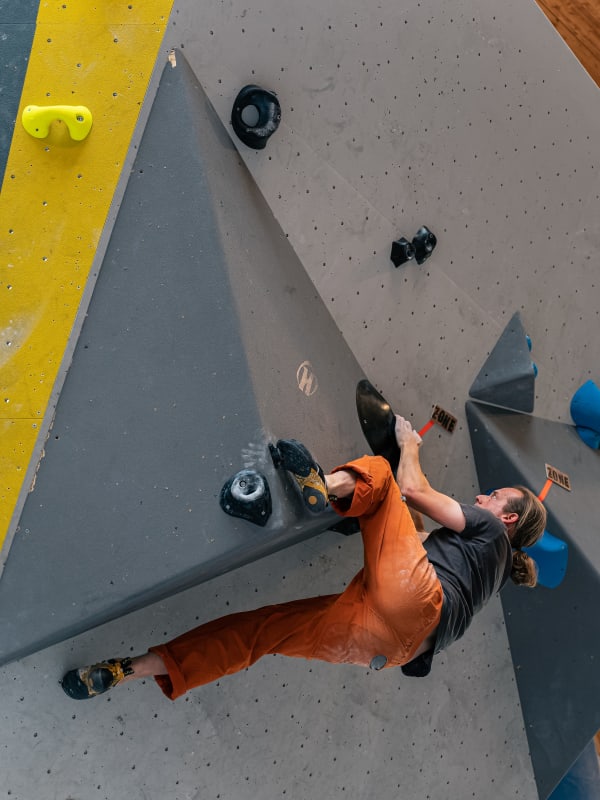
150, 455, 443, 700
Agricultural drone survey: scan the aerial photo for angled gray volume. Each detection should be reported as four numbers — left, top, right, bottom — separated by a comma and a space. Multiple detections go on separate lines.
469, 311, 536, 412
0, 53, 366, 666
466, 400, 600, 798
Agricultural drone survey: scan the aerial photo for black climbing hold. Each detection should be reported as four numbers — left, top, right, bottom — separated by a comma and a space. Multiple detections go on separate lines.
412, 226, 437, 264
231, 85, 281, 150
390, 237, 416, 268
355, 379, 400, 474
370, 654, 388, 670
268, 442, 282, 468
219, 469, 272, 527
328, 517, 361, 536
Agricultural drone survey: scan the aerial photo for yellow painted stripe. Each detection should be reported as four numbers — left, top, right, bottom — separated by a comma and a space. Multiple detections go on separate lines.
0, 0, 174, 557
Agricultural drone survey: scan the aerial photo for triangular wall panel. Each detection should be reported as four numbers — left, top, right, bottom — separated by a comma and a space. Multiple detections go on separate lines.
0, 54, 367, 667
469, 312, 536, 412
466, 400, 600, 798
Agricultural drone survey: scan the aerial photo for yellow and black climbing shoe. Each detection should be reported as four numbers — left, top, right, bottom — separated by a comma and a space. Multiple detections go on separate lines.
271, 439, 328, 513
61, 657, 133, 700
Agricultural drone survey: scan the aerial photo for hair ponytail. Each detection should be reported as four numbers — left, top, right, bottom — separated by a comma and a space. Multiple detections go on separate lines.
504, 486, 547, 589
511, 549, 538, 587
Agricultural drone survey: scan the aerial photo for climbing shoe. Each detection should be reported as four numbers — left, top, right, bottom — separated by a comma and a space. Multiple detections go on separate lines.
270, 439, 329, 513
61, 657, 134, 700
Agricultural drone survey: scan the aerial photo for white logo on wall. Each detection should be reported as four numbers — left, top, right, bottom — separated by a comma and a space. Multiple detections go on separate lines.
297, 361, 318, 396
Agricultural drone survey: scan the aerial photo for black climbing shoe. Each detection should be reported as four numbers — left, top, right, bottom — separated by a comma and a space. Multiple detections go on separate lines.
271, 439, 328, 513
61, 657, 133, 700
356, 379, 400, 473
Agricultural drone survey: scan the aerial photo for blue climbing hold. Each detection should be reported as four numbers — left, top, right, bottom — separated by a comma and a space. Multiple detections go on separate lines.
570, 379, 600, 449
526, 334, 532, 352
524, 530, 568, 589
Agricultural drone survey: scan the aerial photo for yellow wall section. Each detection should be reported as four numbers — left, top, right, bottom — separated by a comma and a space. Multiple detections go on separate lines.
0, 0, 174, 558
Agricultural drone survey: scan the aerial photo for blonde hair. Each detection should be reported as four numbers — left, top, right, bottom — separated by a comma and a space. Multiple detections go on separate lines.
503, 485, 547, 588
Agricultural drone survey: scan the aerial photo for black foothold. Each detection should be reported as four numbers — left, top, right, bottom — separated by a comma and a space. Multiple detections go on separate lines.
355, 379, 400, 474
219, 469, 272, 527
328, 517, 361, 536
390, 237, 416, 267
231, 85, 281, 150
268, 442, 282, 468
412, 226, 437, 264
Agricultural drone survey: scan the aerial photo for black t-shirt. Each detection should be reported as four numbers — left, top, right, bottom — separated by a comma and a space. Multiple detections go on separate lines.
401, 503, 512, 677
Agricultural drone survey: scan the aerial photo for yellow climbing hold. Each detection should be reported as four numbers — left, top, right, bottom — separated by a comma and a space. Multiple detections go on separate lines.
22, 105, 93, 141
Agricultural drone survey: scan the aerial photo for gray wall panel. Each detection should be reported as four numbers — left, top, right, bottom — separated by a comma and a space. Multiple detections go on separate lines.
0, 56, 366, 665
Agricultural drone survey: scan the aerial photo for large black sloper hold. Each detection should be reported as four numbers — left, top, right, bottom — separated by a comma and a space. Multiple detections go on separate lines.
355, 379, 400, 474
231, 85, 281, 150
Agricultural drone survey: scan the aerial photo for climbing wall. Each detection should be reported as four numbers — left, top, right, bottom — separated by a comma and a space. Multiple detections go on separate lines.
467, 401, 600, 797
169, 0, 598, 443
0, 1, 599, 799
0, 0, 175, 565
0, 1, 39, 181
0, 55, 367, 665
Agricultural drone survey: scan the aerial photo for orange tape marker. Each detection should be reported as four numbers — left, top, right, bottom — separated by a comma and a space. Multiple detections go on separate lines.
418, 419, 436, 437
537, 478, 553, 502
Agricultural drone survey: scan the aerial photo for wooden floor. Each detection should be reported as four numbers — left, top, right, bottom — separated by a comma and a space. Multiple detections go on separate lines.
536, 0, 600, 85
